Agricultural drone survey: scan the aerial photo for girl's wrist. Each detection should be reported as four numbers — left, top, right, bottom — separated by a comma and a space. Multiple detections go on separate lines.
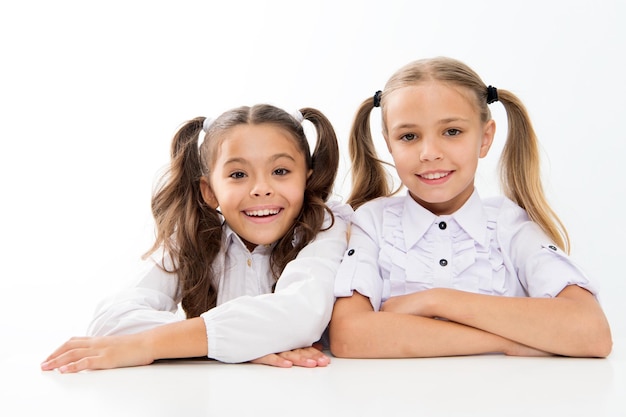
140, 329, 159, 363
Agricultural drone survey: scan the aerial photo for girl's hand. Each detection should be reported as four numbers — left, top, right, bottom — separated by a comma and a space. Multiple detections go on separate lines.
40, 334, 154, 373
250, 345, 330, 368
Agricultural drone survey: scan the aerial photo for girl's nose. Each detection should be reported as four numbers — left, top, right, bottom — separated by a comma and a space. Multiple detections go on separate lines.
419, 137, 443, 161
250, 178, 273, 197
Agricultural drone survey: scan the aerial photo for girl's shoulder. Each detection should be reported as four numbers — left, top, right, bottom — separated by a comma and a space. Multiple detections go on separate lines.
482, 195, 549, 245
326, 199, 355, 222
348, 196, 409, 233
354, 195, 406, 215
483, 195, 530, 225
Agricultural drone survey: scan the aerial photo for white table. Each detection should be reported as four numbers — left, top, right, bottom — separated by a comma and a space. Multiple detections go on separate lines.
3, 337, 625, 416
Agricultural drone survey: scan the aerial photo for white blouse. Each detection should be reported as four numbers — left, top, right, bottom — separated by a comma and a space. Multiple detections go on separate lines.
87, 202, 352, 363
334, 190, 597, 311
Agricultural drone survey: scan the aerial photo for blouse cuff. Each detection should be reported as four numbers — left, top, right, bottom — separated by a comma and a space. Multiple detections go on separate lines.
334, 246, 382, 311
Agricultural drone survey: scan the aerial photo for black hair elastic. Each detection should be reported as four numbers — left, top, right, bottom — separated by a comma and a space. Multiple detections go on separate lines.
373, 90, 382, 107
486, 85, 499, 104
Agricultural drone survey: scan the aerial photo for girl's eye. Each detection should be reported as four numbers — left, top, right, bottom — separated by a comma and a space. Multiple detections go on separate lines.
400, 133, 417, 142
229, 171, 246, 179
444, 128, 461, 136
273, 168, 290, 176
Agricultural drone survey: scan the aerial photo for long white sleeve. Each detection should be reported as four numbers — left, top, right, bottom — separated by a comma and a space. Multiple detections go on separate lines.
202, 203, 351, 363
87, 256, 184, 336
87, 202, 352, 363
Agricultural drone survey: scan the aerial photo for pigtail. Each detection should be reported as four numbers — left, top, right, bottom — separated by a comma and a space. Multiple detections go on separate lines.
347, 97, 394, 209
497, 90, 570, 253
300, 107, 339, 203
144, 117, 223, 317
268, 106, 340, 279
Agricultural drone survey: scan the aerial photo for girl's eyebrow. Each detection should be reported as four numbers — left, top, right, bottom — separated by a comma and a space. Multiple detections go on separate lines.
390, 117, 470, 131
222, 157, 247, 166
270, 153, 297, 162
390, 122, 418, 130
438, 117, 470, 124
222, 153, 297, 166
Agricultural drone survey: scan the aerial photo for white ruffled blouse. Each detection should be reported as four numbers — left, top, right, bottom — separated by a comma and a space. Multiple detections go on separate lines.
334, 190, 596, 311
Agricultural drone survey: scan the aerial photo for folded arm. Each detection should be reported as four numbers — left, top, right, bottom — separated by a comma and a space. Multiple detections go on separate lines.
329, 292, 548, 358
381, 284, 612, 357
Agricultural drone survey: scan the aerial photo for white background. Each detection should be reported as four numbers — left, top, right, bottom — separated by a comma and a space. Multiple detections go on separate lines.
0, 0, 624, 358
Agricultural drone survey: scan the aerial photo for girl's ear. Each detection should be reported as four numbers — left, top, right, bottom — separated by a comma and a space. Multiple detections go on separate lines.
199, 176, 219, 209
479, 119, 496, 158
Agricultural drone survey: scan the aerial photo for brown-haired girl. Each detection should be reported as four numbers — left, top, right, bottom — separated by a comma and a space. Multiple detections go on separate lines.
330, 57, 612, 358
42, 104, 351, 372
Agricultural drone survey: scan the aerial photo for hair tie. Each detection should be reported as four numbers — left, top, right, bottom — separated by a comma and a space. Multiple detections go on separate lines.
292, 110, 304, 123
486, 85, 499, 104
202, 117, 214, 132
373, 90, 382, 107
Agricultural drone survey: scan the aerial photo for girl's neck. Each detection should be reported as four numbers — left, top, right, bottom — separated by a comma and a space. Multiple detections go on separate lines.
409, 185, 475, 216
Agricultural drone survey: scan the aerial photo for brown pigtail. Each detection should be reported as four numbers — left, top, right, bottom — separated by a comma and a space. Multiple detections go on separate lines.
144, 117, 223, 318
300, 107, 339, 203
269, 106, 340, 277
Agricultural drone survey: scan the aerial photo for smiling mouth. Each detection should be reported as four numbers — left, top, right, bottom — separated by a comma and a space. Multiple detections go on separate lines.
419, 172, 451, 180
244, 209, 281, 217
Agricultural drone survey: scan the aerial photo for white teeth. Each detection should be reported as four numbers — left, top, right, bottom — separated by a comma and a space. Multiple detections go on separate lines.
245, 209, 279, 217
421, 172, 449, 180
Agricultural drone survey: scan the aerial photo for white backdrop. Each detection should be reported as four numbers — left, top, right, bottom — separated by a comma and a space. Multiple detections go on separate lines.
1, 0, 624, 357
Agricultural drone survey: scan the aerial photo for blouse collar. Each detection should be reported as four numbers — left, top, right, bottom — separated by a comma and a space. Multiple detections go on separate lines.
401, 189, 488, 249
223, 223, 275, 255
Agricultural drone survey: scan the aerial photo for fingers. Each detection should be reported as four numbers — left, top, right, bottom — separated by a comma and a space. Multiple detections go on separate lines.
277, 347, 330, 368
41, 350, 95, 373
41, 334, 151, 373
250, 353, 293, 368
41, 338, 95, 372
41, 339, 110, 373
42, 356, 96, 374
42, 337, 91, 363
250, 346, 331, 368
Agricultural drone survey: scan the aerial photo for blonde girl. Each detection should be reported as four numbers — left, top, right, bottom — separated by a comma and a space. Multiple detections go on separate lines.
330, 57, 611, 358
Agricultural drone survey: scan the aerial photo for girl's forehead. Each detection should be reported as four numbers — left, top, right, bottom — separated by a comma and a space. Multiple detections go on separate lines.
222, 124, 298, 146
386, 82, 477, 115
213, 124, 305, 160
210, 123, 291, 148
389, 81, 474, 103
